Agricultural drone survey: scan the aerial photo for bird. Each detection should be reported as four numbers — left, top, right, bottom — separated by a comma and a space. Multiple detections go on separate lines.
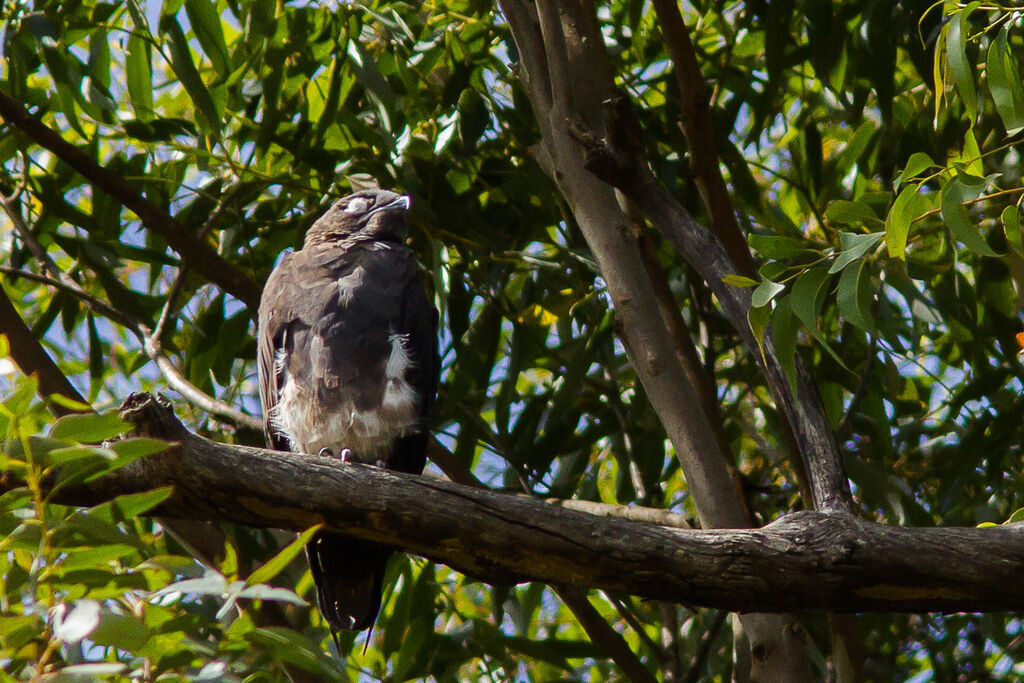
257, 188, 438, 636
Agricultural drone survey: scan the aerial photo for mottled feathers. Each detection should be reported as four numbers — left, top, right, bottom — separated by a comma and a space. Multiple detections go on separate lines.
257, 189, 437, 633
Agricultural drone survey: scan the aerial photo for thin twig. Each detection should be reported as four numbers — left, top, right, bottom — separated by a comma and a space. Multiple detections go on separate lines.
555, 586, 658, 683
143, 336, 263, 431
0, 222, 260, 430
681, 610, 727, 683
660, 602, 683, 683
0, 266, 141, 334
196, 182, 247, 240
2, 190, 75, 287
151, 268, 189, 344
649, 0, 757, 278
609, 594, 662, 656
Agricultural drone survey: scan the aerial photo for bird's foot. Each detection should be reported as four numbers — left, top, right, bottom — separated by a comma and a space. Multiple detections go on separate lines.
317, 447, 334, 458
339, 448, 353, 462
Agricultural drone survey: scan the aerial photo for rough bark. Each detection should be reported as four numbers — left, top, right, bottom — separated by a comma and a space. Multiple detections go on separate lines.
569, 107, 852, 515
28, 393, 1024, 614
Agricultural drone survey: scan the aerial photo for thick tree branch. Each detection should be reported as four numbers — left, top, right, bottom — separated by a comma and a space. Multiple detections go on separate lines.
0, 91, 261, 311
30, 393, 1024, 613
0, 284, 89, 416
568, 108, 853, 515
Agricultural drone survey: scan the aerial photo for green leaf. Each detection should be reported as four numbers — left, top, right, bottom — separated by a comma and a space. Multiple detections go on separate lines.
886, 184, 928, 258
893, 152, 936, 190
50, 412, 129, 443
751, 279, 785, 308
749, 233, 814, 259
834, 120, 876, 178
986, 24, 1024, 136
791, 267, 847, 367
825, 200, 883, 229
246, 627, 341, 679
829, 231, 884, 274
722, 274, 759, 288
162, 16, 221, 131
956, 128, 984, 177
184, 0, 231, 79
940, 174, 1000, 257
837, 257, 875, 333
246, 523, 324, 586
126, 34, 154, 119
46, 444, 116, 465
113, 487, 174, 519
791, 267, 831, 330
769, 295, 799, 393
1001, 205, 1023, 257
946, 5, 978, 121
91, 612, 149, 651
747, 299, 772, 360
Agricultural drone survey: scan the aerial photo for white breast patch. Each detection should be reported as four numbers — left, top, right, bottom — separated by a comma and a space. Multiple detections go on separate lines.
270, 334, 421, 462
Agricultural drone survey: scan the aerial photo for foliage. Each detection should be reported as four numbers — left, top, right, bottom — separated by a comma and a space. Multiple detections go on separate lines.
0, 0, 1022, 680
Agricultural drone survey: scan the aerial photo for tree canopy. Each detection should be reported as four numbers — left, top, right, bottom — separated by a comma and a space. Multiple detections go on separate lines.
1, 1, 1023, 681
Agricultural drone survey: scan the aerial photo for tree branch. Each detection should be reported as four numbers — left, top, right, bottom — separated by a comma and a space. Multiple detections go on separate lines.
0, 284, 89, 416
31, 393, 1024, 613
649, 0, 757, 278
0, 91, 261, 311
555, 586, 658, 683
567, 105, 853, 515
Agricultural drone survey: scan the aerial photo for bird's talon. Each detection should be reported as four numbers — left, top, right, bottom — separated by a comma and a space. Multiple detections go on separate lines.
318, 447, 334, 458
339, 448, 353, 462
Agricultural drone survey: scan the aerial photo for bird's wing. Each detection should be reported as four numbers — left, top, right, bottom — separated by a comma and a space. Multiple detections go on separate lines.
257, 251, 309, 451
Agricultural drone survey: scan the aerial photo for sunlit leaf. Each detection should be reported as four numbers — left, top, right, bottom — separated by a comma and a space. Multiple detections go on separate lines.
945, 5, 979, 121
1001, 204, 1023, 257
836, 257, 875, 333
893, 152, 937, 190
125, 34, 154, 119
247, 524, 323, 586
940, 174, 1000, 257
986, 24, 1024, 136
161, 16, 221, 131
53, 600, 101, 644
723, 274, 759, 287
825, 200, 883, 229
49, 412, 128, 443
184, 0, 231, 79
829, 231, 883, 274
751, 279, 785, 308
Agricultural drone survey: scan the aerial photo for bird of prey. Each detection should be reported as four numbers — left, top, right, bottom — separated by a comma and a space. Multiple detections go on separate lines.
257, 188, 437, 634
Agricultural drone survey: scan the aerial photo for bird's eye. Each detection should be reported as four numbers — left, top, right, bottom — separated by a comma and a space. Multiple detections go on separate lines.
344, 197, 371, 214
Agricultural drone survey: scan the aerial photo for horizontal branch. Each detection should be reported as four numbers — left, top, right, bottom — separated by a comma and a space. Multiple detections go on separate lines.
39, 393, 1024, 613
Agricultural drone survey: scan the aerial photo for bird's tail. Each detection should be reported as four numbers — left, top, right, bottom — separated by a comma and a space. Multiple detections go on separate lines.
306, 531, 392, 633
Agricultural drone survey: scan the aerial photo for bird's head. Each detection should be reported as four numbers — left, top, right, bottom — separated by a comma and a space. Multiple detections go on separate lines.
304, 189, 411, 246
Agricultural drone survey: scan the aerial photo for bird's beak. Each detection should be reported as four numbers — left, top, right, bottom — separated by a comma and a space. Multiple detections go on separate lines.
370, 194, 411, 217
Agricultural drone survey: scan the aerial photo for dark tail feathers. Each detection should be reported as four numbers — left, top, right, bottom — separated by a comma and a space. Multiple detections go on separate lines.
306, 531, 391, 632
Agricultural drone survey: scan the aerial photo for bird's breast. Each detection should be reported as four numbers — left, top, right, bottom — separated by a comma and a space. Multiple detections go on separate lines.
269, 333, 421, 462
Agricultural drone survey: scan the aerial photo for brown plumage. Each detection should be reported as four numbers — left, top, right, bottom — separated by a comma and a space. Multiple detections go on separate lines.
257, 189, 437, 634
